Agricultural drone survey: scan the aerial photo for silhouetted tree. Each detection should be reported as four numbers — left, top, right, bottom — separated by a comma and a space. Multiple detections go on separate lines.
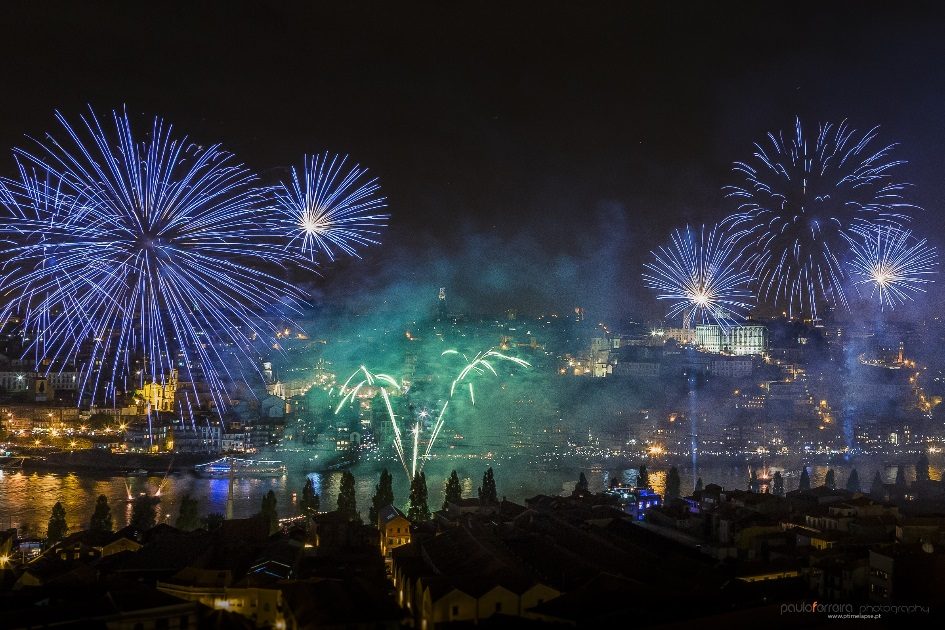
478, 467, 497, 505
203, 513, 225, 531
130, 495, 158, 532
573, 472, 590, 497
369, 469, 394, 524
916, 453, 930, 483
299, 478, 320, 518
895, 465, 906, 487
176, 494, 201, 531
443, 470, 462, 510
870, 471, 885, 499
665, 467, 681, 501
337, 470, 359, 521
260, 490, 278, 534
89, 495, 113, 533
407, 471, 430, 521
47, 502, 67, 545
637, 465, 649, 488
799, 467, 811, 491
825, 469, 836, 489
694, 477, 704, 493
749, 468, 760, 493
846, 469, 861, 493
773, 471, 784, 496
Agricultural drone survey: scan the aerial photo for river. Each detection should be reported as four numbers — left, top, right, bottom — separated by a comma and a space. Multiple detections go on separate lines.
1, 454, 941, 535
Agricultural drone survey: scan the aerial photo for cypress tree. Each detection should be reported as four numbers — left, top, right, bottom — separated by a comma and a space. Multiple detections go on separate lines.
369, 469, 394, 524
176, 494, 201, 531
47, 502, 67, 545
870, 471, 885, 499
825, 469, 836, 489
894, 465, 906, 487
694, 477, 704, 493
443, 470, 462, 510
573, 471, 590, 497
130, 495, 158, 532
665, 466, 681, 501
407, 471, 430, 521
916, 454, 930, 483
299, 478, 320, 518
337, 470, 359, 521
846, 469, 861, 493
799, 467, 811, 491
89, 495, 113, 533
637, 465, 650, 488
772, 471, 784, 497
478, 467, 498, 505
260, 490, 278, 534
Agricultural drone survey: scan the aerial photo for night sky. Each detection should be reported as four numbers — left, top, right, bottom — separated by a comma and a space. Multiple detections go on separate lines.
3, 2, 945, 321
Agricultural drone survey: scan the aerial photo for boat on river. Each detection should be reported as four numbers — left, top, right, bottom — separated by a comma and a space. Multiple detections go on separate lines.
193, 457, 286, 478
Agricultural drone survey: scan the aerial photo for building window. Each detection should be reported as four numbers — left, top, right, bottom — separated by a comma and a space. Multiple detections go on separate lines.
452, 605, 459, 616
495, 603, 502, 612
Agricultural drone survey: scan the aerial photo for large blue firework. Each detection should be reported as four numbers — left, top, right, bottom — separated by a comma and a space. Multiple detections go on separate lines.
643, 224, 755, 329
0, 108, 315, 411
271, 153, 388, 262
845, 225, 937, 310
724, 118, 916, 320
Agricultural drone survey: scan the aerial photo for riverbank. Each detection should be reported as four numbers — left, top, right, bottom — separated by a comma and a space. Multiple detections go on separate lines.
13, 449, 211, 474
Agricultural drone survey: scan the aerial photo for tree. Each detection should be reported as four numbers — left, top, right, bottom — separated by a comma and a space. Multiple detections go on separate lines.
772, 471, 784, 497
478, 467, 497, 505
694, 477, 704, 493
870, 471, 885, 499
637, 465, 649, 488
407, 471, 430, 522
130, 495, 158, 532
443, 470, 462, 510
846, 469, 861, 493
894, 465, 906, 487
916, 453, 930, 483
337, 470, 359, 521
89, 495, 113, 533
260, 490, 278, 534
665, 467, 681, 501
799, 467, 811, 491
300, 478, 320, 518
47, 502, 67, 545
749, 468, 759, 493
825, 469, 836, 489
203, 512, 225, 531
572, 472, 590, 498
176, 494, 201, 531
369, 469, 394, 524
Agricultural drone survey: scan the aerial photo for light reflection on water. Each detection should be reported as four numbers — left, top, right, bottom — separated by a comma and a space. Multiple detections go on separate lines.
0, 456, 940, 534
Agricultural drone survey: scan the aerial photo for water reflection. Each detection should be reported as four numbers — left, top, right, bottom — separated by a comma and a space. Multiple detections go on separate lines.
0, 455, 941, 534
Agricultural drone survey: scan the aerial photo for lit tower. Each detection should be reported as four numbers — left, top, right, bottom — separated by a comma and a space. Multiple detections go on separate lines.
437, 287, 447, 321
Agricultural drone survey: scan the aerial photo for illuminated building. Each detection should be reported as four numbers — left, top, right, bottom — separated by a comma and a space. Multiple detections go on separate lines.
604, 484, 662, 520
695, 324, 768, 355
378, 504, 411, 562
140, 369, 178, 413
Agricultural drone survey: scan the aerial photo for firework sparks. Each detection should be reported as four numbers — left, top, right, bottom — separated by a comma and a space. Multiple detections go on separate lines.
0, 107, 314, 412
845, 225, 937, 309
271, 153, 388, 262
643, 224, 754, 329
724, 117, 917, 319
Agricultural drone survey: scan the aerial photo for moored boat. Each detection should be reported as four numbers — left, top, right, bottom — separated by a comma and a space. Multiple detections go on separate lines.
194, 457, 286, 478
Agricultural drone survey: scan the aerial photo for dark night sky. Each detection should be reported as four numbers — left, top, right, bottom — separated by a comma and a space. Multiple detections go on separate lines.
3, 1, 945, 322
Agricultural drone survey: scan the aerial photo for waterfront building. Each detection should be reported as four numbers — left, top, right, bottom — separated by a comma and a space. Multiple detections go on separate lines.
696, 324, 768, 355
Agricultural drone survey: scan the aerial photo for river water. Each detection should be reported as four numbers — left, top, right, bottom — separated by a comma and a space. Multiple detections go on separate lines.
1, 454, 941, 534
